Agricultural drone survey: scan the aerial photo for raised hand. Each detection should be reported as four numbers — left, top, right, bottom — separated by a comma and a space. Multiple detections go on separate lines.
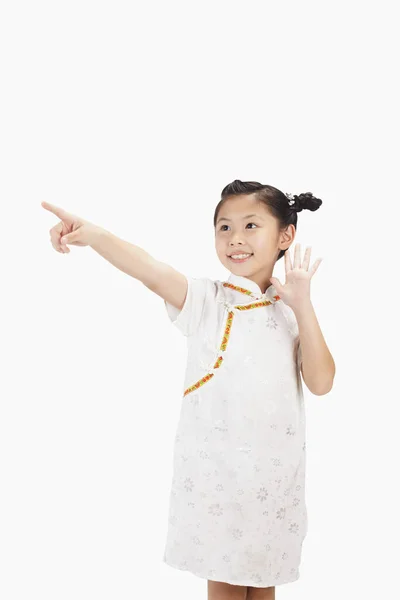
41, 202, 102, 254
270, 243, 322, 310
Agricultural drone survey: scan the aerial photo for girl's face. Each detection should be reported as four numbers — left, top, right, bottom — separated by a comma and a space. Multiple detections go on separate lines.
214, 194, 294, 288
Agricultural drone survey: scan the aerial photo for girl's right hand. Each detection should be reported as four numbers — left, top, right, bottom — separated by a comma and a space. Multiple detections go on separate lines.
41, 201, 103, 253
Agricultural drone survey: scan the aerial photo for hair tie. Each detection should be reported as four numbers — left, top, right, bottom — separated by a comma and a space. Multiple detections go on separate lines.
285, 192, 299, 211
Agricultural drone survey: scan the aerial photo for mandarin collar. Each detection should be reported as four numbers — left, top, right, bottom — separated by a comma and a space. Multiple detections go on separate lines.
226, 273, 277, 299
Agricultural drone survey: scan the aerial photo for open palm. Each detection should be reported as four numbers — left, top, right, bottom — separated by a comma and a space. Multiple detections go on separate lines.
270, 243, 322, 310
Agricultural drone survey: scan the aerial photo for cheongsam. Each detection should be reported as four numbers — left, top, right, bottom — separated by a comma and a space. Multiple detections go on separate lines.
163, 273, 307, 588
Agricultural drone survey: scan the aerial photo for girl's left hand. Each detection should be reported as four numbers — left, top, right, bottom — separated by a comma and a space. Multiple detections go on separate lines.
270, 243, 322, 310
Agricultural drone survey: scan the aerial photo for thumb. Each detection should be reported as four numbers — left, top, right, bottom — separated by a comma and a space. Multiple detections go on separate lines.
270, 277, 283, 294
61, 231, 79, 245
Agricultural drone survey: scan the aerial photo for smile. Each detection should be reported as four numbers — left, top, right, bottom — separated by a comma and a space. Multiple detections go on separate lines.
228, 253, 253, 263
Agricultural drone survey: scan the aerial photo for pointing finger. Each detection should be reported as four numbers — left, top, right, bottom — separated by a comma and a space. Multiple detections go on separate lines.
41, 201, 72, 222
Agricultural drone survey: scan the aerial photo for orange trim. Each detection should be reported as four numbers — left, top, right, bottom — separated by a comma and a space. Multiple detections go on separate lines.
182, 282, 280, 397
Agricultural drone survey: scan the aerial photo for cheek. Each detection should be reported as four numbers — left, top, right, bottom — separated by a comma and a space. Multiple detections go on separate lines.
215, 240, 228, 258
252, 236, 273, 252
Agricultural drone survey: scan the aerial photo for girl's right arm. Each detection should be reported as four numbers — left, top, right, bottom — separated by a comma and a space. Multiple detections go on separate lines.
42, 201, 188, 312
90, 230, 188, 311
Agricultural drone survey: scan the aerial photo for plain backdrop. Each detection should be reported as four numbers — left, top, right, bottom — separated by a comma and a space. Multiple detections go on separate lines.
1, 1, 399, 599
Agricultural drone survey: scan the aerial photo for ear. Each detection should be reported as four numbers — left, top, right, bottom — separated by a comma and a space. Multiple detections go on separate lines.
279, 224, 296, 251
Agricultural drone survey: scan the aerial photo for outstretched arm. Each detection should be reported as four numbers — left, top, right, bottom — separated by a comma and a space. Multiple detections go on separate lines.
42, 201, 188, 312
90, 230, 189, 311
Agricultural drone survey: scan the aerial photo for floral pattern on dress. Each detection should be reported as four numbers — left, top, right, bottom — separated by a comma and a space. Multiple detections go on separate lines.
163, 273, 307, 587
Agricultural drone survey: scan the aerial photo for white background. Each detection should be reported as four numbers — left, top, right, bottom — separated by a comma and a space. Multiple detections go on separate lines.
1, 1, 399, 598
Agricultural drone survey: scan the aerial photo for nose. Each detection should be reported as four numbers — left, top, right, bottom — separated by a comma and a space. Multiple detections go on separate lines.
229, 233, 244, 244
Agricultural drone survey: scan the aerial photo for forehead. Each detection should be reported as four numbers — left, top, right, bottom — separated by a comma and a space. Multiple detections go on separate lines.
217, 194, 270, 223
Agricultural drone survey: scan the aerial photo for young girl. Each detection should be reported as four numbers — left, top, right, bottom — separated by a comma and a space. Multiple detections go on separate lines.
42, 180, 335, 600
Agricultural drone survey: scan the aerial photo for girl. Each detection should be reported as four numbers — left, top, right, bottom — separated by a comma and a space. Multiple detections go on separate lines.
42, 180, 335, 600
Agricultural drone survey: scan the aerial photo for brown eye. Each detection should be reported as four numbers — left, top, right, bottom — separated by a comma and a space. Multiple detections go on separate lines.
219, 223, 257, 231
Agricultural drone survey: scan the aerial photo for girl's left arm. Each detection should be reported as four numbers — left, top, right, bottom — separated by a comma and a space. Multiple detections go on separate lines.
270, 243, 335, 396
293, 300, 335, 395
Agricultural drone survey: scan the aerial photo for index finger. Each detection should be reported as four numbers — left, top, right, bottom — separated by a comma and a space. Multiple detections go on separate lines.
41, 201, 71, 221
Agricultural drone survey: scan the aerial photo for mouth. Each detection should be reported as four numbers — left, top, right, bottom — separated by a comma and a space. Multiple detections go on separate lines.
228, 253, 253, 263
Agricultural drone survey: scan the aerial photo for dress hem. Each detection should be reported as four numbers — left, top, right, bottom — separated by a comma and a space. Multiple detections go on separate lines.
163, 556, 300, 588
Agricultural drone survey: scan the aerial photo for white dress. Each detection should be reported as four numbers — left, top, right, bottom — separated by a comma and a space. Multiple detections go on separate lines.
163, 272, 307, 588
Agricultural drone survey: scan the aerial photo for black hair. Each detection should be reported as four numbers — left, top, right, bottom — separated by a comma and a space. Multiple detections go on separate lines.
213, 180, 322, 261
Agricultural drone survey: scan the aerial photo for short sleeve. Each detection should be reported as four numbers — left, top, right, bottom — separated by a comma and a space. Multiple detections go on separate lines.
164, 276, 216, 337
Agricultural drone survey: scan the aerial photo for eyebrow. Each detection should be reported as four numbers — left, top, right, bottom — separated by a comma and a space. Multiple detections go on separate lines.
216, 213, 264, 224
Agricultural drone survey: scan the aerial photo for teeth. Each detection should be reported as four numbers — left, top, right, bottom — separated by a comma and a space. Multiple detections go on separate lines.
230, 253, 251, 259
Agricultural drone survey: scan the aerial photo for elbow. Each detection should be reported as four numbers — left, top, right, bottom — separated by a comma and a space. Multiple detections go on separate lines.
310, 376, 335, 396
313, 383, 333, 396
303, 360, 335, 396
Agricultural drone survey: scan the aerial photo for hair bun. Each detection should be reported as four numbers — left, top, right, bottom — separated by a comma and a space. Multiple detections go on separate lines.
294, 192, 322, 212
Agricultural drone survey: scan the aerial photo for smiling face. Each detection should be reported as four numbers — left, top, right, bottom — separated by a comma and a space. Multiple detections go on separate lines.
214, 193, 295, 293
